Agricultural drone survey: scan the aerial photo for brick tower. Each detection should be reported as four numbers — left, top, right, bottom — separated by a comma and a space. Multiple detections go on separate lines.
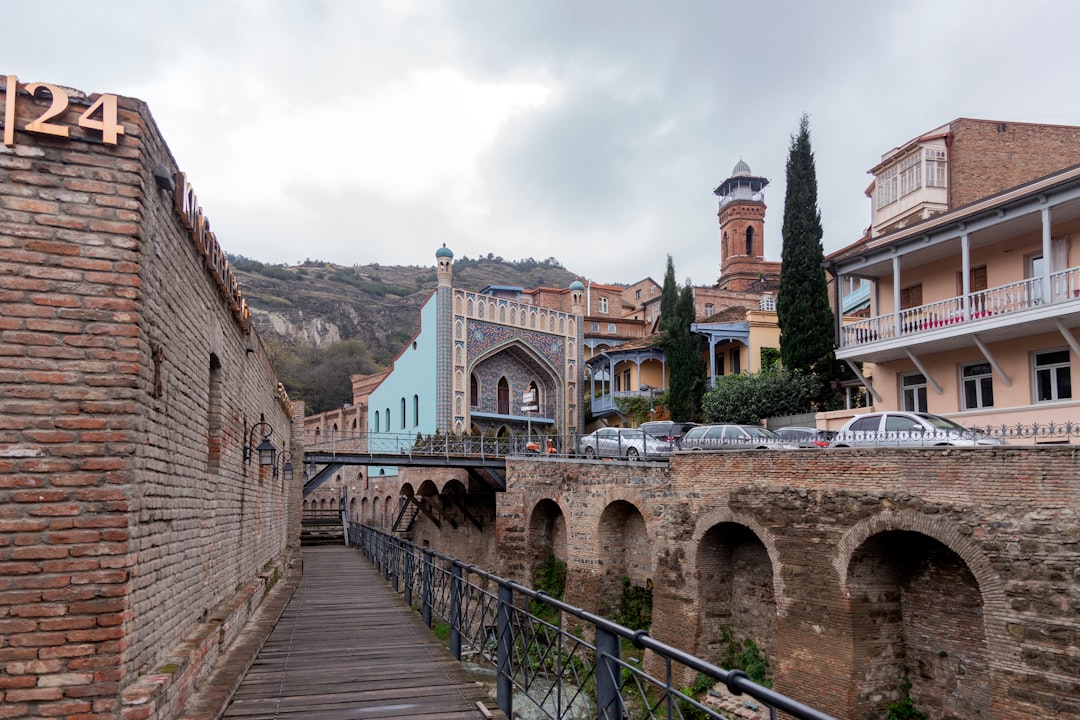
714, 159, 778, 291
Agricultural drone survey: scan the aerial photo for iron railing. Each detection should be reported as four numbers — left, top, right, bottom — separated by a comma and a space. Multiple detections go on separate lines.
349, 523, 837, 720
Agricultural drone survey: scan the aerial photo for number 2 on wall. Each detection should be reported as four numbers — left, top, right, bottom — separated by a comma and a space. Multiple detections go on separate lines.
3, 75, 125, 146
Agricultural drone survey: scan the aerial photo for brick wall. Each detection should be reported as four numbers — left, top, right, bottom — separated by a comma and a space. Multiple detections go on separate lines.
950, 118, 1080, 207
0, 78, 298, 719
496, 449, 1078, 719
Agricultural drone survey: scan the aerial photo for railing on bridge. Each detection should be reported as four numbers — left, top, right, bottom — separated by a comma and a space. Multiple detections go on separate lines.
350, 523, 836, 720
305, 431, 590, 460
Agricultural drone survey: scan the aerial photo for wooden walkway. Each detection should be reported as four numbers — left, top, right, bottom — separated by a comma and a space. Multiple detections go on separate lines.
222, 545, 504, 720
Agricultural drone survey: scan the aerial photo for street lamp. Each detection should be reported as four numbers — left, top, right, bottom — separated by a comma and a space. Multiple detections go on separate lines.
243, 421, 277, 467
639, 383, 655, 422
274, 451, 294, 481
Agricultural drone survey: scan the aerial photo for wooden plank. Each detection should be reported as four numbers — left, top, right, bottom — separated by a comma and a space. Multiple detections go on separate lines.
222, 545, 504, 720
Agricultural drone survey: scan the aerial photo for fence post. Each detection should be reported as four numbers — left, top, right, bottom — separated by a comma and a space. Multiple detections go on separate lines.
391, 538, 400, 592
403, 547, 414, 607
421, 547, 433, 628
449, 563, 463, 660
496, 582, 514, 718
595, 625, 622, 719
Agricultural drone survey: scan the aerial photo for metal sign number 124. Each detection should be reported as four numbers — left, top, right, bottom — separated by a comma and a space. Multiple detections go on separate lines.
3, 75, 125, 147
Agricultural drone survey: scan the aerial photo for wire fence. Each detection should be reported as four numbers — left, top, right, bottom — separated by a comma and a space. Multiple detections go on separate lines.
349, 523, 837, 720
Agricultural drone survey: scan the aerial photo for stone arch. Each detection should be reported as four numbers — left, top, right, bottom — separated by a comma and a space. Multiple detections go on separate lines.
596, 499, 651, 618
383, 495, 394, 528
499, 305, 507, 323
836, 512, 1002, 719
527, 498, 568, 590
694, 520, 777, 675
455, 319, 463, 340
467, 298, 475, 316
360, 496, 369, 522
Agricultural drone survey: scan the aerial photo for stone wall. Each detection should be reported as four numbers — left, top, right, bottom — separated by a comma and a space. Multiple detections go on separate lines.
0, 77, 299, 719
498, 448, 1078, 720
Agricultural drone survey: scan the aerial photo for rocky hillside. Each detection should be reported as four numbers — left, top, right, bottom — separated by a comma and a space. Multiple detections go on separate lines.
231, 253, 584, 367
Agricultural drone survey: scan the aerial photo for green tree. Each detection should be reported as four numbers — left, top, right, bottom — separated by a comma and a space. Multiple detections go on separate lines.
658, 257, 704, 420
265, 339, 381, 415
778, 114, 836, 402
701, 368, 821, 424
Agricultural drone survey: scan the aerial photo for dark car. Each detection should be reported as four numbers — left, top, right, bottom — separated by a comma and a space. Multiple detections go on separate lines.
774, 426, 838, 448
638, 420, 698, 449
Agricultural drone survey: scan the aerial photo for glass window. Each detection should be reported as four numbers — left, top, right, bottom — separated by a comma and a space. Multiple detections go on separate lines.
1034, 349, 1071, 402
901, 373, 927, 412
900, 284, 923, 310
598, 297, 609, 314
962, 362, 994, 409
925, 149, 946, 188
591, 321, 600, 332
899, 151, 922, 196
607, 323, 616, 334
705, 303, 714, 316
877, 166, 898, 208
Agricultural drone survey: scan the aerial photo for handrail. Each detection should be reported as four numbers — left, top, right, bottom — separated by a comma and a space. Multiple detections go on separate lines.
349, 523, 838, 720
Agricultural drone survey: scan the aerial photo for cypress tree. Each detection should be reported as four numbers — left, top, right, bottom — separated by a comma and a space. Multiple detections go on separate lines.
659, 256, 704, 420
778, 115, 835, 391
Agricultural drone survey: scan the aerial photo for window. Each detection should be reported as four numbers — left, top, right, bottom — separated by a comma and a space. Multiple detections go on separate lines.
635, 289, 641, 300
497, 377, 510, 415
729, 348, 741, 374
622, 369, 631, 391
591, 321, 600, 332
900, 284, 922, 310
877, 166, 898, 208
745, 226, 754, 255
899, 151, 922, 196
1034, 349, 1071, 402
607, 323, 616, 334
1027, 253, 1045, 304
925, 149, 946, 188
384, 408, 390, 432
961, 362, 994, 409
401, 398, 406, 429
957, 266, 987, 294
901, 373, 927, 412
470, 374, 478, 407
598, 297, 609, 314
413, 395, 419, 425
704, 303, 714, 316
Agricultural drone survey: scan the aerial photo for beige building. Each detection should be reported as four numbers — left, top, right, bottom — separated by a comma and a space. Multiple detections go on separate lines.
829, 119, 1080, 435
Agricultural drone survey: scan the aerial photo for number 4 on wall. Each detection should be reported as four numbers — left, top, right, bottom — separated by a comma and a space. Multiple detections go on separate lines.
3, 75, 125, 146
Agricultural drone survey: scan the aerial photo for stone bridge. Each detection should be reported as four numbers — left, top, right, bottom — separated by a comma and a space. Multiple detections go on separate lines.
382, 447, 1078, 719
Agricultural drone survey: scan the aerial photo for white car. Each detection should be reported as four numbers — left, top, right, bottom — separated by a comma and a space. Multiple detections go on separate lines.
579, 427, 673, 460
681, 424, 797, 450
830, 411, 1004, 448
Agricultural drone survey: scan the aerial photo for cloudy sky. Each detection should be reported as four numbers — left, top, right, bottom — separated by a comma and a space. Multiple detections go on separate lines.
8, 1, 1080, 285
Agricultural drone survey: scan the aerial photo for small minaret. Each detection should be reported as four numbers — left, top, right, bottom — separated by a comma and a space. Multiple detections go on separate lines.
435, 244, 454, 433
569, 280, 585, 317
714, 159, 770, 291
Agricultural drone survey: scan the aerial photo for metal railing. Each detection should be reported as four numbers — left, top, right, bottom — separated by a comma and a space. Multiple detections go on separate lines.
350, 523, 837, 720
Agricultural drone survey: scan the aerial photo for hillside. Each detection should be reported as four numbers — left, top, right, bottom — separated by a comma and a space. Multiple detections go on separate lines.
230, 254, 586, 413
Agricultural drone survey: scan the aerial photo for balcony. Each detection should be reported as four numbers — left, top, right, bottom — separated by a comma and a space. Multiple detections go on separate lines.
591, 389, 652, 416
838, 266, 1080, 362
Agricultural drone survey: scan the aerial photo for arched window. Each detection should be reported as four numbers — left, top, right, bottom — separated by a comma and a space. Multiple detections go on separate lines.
497, 377, 510, 415
527, 381, 540, 413
373, 411, 379, 431
470, 374, 479, 407
745, 226, 754, 255
384, 408, 390, 432
400, 398, 406, 429
413, 395, 419, 426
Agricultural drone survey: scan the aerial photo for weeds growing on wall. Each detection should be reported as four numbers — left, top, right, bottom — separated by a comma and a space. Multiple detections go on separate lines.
617, 576, 653, 631
886, 675, 928, 720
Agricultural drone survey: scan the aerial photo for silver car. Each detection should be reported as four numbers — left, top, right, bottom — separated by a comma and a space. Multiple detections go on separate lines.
830, 411, 1004, 448
681, 424, 797, 450
579, 427, 673, 460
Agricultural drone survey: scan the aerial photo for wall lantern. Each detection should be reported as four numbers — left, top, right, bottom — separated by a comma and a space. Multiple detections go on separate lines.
244, 421, 277, 467
275, 451, 294, 481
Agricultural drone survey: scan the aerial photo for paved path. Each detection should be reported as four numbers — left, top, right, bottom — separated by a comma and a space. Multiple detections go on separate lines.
221, 545, 503, 720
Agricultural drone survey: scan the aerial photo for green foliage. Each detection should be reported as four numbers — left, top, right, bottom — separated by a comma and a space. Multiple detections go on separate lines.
659, 257, 705, 421
325, 265, 413, 296
760, 346, 781, 369
535, 555, 567, 600
886, 675, 928, 720
701, 367, 822, 424
226, 253, 294, 280
617, 576, 652, 631
778, 114, 837, 403
265, 338, 381, 415
616, 395, 651, 426
718, 629, 771, 688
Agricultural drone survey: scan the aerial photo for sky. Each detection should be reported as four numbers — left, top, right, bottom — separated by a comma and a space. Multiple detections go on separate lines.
7, 1, 1080, 286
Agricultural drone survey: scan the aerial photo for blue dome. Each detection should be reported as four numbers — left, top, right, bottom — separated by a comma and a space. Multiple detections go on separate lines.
435, 244, 454, 259
569, 280, 585, 291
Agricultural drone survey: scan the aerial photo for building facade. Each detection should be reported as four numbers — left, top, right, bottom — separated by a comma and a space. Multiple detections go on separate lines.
830, 119, 1080, 433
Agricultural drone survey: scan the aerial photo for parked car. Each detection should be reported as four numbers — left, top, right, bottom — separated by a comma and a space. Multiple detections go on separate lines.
639, 420, 698, 449
681, 424, 797, 450
579, 427, 673, 459
830, 411, 1005, 448
775, 426, 837, 448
